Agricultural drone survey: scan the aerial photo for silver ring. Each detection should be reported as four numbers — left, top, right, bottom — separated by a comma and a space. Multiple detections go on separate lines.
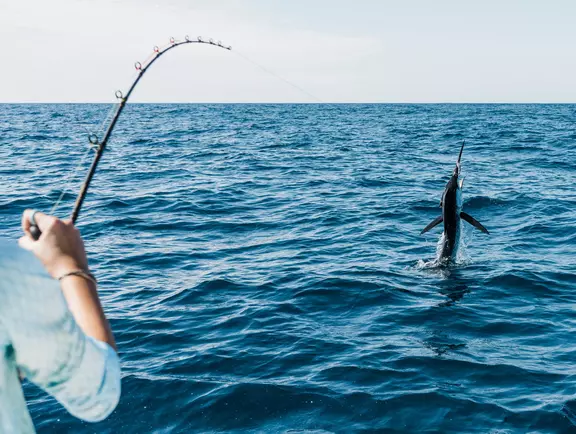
29, 210, 38, 226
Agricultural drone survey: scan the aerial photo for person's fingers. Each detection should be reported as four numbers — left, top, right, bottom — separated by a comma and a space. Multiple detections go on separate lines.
21, 209, 33, 233
62, 218, 75, 227
22, 209, 56, 233
18, 235, 35, 252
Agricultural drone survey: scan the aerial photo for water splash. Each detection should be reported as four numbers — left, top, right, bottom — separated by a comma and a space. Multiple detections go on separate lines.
417, 222, 472, 271
455, 223, 472, 266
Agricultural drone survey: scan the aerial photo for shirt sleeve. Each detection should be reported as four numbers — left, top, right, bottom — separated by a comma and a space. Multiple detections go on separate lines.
45, 336, 121, 422
0, 244, 121, 422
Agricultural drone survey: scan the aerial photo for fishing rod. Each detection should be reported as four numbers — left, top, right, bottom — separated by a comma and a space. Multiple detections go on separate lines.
29, 36, 232, 240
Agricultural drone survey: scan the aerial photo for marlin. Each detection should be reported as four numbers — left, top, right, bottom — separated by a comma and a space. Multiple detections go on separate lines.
421, 142, 489, 262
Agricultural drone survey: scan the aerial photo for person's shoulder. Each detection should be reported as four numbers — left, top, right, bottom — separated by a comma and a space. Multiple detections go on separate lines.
0, 238, 46, 275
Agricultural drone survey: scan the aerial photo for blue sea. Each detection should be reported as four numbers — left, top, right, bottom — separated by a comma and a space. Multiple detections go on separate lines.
0, 103, 575, 433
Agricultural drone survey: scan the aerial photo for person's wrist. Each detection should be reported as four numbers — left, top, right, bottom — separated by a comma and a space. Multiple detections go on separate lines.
49, 257, 88, 280
58, 270, 98, 286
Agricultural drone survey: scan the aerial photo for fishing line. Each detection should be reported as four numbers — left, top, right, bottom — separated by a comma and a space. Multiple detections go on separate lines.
96, 103, 120, 138
50, 107, 116, 215
49, 145, 94, 215
232, 50, 324, 103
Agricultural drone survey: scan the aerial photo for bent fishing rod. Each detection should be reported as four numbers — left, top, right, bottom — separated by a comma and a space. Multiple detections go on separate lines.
29, 36, 232, 240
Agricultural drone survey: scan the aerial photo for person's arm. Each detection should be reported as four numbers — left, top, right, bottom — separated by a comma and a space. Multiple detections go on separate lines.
7, 209, 121, 421
18, 210, 116, 350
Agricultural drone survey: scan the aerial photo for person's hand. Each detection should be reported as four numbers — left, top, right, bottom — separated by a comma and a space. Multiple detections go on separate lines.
18, 210, 89, 279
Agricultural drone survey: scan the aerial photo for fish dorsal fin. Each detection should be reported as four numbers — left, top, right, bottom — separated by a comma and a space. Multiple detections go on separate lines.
421, 215, 443, 235
460, 212, 489, 234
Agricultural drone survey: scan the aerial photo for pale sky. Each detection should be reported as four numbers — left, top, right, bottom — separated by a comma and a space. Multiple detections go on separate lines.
1, 0, 575, 103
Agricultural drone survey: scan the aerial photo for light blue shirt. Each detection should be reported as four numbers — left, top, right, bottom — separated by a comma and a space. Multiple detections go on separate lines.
0, 239, 121, 433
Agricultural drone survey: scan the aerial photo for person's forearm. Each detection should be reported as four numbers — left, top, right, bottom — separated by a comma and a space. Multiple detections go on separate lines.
59, 276, 116, 351
18, 210, 117, 351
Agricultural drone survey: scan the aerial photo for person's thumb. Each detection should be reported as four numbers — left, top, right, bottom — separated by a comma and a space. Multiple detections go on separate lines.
18, 235, 35, 252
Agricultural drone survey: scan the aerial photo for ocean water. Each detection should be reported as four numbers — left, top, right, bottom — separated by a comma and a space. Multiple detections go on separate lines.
0, 103, 575, 433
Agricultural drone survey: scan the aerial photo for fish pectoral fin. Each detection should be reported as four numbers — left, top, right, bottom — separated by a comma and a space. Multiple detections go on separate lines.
421, 215, 443, 235
458, 178, 464, 189
460, 212, 489, 234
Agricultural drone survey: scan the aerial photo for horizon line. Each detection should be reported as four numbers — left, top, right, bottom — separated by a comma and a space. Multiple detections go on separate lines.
1, 101, 576, 105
